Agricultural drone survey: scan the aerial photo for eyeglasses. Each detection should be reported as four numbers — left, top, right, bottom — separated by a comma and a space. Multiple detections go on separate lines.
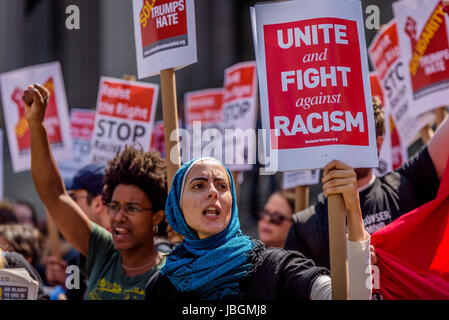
258, 209, 292, 226
106, 203, 152, 217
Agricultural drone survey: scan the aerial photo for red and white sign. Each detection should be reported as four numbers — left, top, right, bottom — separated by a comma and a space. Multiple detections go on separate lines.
133, 0, 197, 78
368, 19, 434, 146
393, 0, 449, 116
370, 73, 408, 175
0, 62, 72, 173
185, 88, 223, 129
90, 77, 159, 164
184, 89, 224, 162
222, 61, 258, 171
252, 0, 378, 171
70, 108, 96, 141
150, 120, 165, 158
59, 109, 96, 180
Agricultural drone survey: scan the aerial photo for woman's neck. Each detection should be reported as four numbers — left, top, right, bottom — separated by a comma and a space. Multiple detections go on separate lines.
120, 244, 160, 277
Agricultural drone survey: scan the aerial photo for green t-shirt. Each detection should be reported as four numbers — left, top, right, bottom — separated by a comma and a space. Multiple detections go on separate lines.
79, 223, 164, 300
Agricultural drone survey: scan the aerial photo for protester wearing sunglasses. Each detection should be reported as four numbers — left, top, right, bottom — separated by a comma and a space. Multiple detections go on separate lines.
258, 190, 295, 248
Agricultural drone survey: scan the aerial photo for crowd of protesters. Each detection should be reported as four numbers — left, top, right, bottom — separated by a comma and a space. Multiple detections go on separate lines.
0, 75, 445, 301
2, 1, 449, 298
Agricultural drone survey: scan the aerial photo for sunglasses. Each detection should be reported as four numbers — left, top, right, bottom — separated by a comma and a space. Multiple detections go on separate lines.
258, 209, 292, 226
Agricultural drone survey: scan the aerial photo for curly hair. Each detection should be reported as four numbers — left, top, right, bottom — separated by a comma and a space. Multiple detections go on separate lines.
0, 224, 43, 265
0, 200, 19, 225
102, 146, 168, 234
372, 97, 385, 138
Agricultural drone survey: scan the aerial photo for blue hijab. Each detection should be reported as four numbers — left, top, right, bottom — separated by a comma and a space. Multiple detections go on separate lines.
161, 157, 256, 300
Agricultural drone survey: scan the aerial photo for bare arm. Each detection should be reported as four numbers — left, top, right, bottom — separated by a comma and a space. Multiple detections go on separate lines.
428, 116, 449, 180
25, 84, 91, 256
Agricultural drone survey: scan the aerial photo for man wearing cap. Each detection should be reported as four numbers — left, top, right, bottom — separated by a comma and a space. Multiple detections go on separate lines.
44, 164, 108, 300
65, 164, 109, 231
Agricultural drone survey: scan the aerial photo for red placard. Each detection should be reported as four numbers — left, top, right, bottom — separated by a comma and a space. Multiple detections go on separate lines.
185, 89, 223, 127
369, 23, 401, 80
70, 109, 96, 140
11, 77, 63, 152
150, 120, 165, 157
139, 0, 188, 57
97, 80, 156, 122
264, 18, 368, 150
406, 2, 449, 98
223, 65, 256, 103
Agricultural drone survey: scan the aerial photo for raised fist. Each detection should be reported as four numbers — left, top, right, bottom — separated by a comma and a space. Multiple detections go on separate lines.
22, 84, 49, 123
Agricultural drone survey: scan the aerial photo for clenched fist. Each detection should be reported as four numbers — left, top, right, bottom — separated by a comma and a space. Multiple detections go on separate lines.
22, 84, 49, 123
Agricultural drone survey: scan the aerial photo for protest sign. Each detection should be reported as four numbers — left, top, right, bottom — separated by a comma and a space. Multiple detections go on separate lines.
90, 77, 159, 165
370, 72, 393, 176
221, 61, 258, 171
253, 0, 378, 172
58, 109, 96, 180
185, 88, 223, 130
393, 0, 449, 117
133, 0, 197, 78
368, 19, 435, 146
369, 72, 409, 175
0, 62, 72, 173
283, 170, 320, 190
0, 268, 39, 300
184, 88, 224, 161
150, 120, 166, 157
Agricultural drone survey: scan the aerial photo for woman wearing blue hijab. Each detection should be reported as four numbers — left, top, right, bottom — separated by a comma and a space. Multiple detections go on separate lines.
146, 157, 372, 300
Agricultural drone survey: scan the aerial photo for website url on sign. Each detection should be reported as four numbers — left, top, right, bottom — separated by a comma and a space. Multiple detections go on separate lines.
305, 138, 338, 144
147, 40, 186, 55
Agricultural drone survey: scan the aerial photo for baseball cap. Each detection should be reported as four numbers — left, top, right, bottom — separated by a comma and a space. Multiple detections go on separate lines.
65, 163, 106, 196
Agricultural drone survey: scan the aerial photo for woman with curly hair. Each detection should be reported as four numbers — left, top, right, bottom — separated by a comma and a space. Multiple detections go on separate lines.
24, 84, 168, 300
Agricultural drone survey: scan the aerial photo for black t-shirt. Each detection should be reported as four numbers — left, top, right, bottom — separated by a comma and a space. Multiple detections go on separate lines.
284, 146, 440, 269
145, 246, 329, 301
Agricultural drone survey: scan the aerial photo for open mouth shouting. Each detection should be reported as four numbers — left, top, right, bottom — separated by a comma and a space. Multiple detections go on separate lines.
202, 204, 221, 219
113, 225, 131, 242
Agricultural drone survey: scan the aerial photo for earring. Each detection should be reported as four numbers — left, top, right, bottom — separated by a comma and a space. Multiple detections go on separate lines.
153, 225, 159, 234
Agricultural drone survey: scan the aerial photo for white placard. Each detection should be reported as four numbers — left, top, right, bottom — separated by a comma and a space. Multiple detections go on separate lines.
393, 0, 449, 117
0, 62, 72, 173
133, 0, 197, 78
184, 88, 224, 162
283, 170, 320, 190
252, 0, 378, 172
58, 108, 96, 181
368, 19, 435, 147
90, 77, 159, 165
221, 61, 258, 172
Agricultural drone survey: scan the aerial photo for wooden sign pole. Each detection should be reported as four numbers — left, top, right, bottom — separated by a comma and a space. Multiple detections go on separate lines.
160, 68, 181, 191
123, 74, 137, 82
328, 194, 349, 300
295, 185, 309, 212
45, 208, 61, 258
435, 107, 447, 128
420, 125, 434, 144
